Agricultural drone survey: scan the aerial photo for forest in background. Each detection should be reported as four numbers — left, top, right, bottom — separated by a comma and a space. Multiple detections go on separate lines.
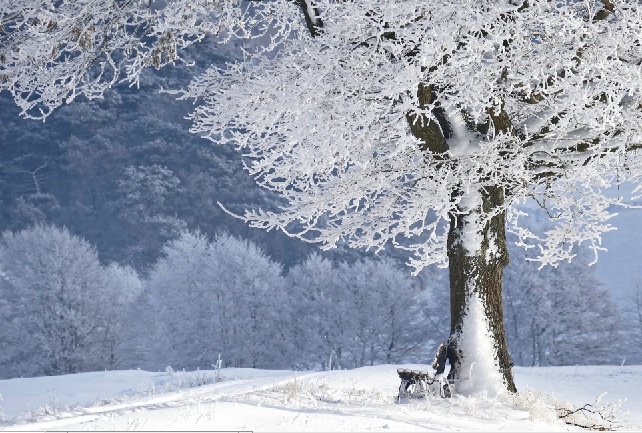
0, 40, 316, 271
0, 39, 640, 379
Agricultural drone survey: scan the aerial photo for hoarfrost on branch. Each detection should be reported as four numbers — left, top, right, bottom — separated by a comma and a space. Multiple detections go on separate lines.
4, 1, 642, 271
185, 1, 642, 271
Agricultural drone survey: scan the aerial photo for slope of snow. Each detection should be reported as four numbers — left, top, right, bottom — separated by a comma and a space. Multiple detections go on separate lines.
0, 365, 640, 431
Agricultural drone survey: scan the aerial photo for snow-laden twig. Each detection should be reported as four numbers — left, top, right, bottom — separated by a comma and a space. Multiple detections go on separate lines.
556, 393, 625, 431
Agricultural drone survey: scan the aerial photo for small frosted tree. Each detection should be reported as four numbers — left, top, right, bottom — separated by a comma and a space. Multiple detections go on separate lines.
143, 230, 221, 369
143, 230, 285, 369
102, 262, 143, 368
503, 236, 622, 367
0, 224, 132, 377
279, 253, 337, 369
210, 232, 285, 368
5, 0, 642, 393
338, 258, 428, 367
282, 254, 429, 369
621, 277, 642, 364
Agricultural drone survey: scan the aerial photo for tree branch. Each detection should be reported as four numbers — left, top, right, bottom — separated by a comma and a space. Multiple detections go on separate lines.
293, 0, 323, 38
594, 0, 615, 21
556, 400, 620, 431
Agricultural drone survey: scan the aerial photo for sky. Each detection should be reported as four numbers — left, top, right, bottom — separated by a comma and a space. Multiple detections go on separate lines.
595, 206, 642, 304
0, 365, 639, 431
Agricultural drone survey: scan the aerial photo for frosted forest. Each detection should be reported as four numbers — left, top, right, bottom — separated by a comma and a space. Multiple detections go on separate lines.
0, 221, 631, 380
3, 2, 642, 429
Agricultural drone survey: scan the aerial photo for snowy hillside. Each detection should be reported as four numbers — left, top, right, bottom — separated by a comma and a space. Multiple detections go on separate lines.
1, 365, 640, 432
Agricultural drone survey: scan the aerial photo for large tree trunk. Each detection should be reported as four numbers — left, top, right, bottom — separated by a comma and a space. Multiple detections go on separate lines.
446, 185, 517, 394
405, 82, 517, 393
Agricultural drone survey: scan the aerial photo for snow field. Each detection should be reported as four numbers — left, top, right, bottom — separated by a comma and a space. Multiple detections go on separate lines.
1, 364, 641, 431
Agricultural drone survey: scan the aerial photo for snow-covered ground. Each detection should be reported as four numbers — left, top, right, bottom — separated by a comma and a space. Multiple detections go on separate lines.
0, 364, 640, 431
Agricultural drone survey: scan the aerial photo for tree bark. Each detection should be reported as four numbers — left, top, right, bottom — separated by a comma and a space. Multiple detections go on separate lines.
447, 185, 516, 393
294, 0, 323, 37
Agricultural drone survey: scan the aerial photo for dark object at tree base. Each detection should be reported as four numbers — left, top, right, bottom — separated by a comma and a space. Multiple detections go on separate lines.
396, 342, 455, 401
396, 368, 453, 401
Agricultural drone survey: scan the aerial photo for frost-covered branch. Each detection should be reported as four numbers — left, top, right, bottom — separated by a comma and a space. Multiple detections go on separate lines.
181, 0, 642, 270
6, 0, 642, 272
0, 0, 304, 119
556, 393, 624, 431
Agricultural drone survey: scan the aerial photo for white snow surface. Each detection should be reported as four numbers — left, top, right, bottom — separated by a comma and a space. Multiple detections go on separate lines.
0, 365, 640, 432
456, 294, 506, 396
457, 190, 485, 256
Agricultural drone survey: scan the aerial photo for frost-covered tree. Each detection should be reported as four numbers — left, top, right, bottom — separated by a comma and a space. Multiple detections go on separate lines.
282, 255, 429, 370
142, 230, 221, 369
503, 236, 622, 367
342, 258, 427, 367
621, 277, 642, 364
142, 230, 284, 370
0, 224, 137, 377
5, 0, 642, 393
102, 262, 143, 368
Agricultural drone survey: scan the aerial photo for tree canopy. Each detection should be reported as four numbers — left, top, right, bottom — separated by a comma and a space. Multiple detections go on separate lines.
5, 1, 641, 266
